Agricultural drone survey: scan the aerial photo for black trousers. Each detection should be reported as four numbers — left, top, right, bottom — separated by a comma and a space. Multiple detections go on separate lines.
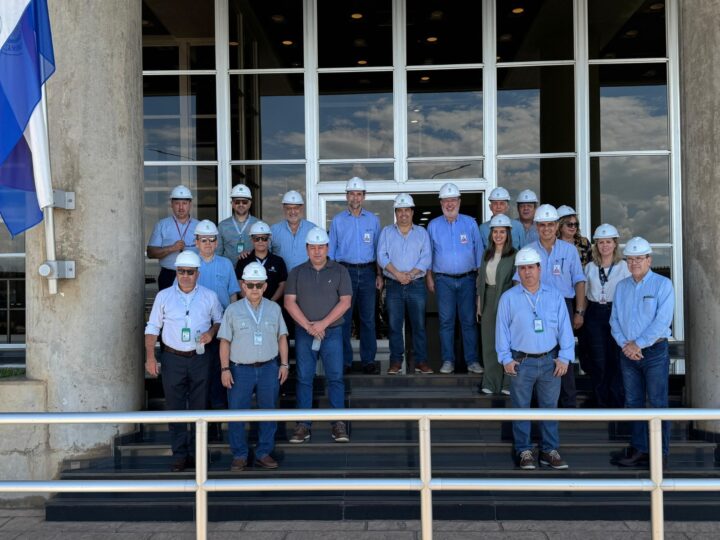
161, 350, 209, 458
158, 267, 176, 291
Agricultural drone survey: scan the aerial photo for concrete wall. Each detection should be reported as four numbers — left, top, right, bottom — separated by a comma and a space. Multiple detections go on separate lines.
0, 0, 145, 503
680, 1, 720, 429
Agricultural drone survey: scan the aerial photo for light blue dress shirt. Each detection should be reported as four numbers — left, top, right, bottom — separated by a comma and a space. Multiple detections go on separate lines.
519, 224, 539, 247
478, 217, 524, 254
328, 208, 381, 263
377, 224, 432, 278
610, 269, 674, 349
514, 239, 586, 298
270, 219, 317, 271
217, 215, 258, 265
148, 216, 200, 269
427, 214, 482, 274
496, 283, 575, 365
197, 255, 240, 309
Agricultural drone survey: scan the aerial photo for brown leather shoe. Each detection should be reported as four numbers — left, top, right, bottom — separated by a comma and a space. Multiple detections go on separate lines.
414, 363, 434, 374
387, 362, 402, 375
230, 457, 247, 472
254, 455, 279, 469
171, 457, 188, 472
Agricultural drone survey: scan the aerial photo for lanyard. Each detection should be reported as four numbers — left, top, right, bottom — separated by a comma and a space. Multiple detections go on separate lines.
522, 288, 541, 316
177, 287, 198, 326
173, 217, 191, 243
599, 263, 614, 286
244, 298, 264, 329
232, 215, 251, 238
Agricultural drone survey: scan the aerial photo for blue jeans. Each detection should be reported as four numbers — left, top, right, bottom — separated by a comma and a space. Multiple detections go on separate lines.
295, 325, 345, 426
385, 278, 428, 364
435, 274, 479, 366
342, 265, 377, 367
227, 359, 279, 460
510, 354, 562, 453
620, 339, 670, 455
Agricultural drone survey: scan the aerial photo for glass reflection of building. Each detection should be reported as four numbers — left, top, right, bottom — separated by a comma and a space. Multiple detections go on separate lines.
0, 0, 682, 345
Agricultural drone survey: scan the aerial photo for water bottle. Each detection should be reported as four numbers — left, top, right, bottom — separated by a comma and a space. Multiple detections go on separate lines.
312, 338, 321, 351
195, 331, 205, 355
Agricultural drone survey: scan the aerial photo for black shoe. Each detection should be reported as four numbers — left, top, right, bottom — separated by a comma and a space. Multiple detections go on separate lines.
171, 457, 189, 472
617, 450, 649, 467
362, 362, 378, 374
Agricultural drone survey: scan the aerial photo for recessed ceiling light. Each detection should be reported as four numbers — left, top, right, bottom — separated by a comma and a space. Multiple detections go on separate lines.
624, 29, 639, 38
511, 7, 524, 14
413, 108, 421, 112
142, 19, 151, 26
422, 211, 431, 215
649, 3, 664, 10
229, 41, 239, 46
499, 33, 513, 42
351, 12, 363, 19
420, 76, 430, 81
430, 10, 443, 21
426, 36, 438, 43
282, 40, 293, 46
354, 38, 367, 47
271, 14, 285, 23
357, 59, 368, 65
410, 119, 419, 124
420, 217, 429, 221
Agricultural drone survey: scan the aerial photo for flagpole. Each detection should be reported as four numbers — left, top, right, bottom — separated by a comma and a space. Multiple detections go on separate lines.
39, 86, 58, 295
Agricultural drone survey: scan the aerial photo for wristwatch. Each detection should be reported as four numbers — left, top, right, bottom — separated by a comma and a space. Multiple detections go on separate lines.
575, 309, 585, 316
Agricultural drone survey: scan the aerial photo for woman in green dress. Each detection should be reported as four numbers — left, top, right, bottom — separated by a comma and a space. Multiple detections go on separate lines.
476, 214, 517, 395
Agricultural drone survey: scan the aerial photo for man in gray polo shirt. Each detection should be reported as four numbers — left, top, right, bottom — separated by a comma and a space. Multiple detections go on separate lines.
284, 227, 352, 444
219, 262, 289, 471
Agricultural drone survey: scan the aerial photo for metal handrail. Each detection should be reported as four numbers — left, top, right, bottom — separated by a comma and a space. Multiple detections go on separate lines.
2, 408, 719, 540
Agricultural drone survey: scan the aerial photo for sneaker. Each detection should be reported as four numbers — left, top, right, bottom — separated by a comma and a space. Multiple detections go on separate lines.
481, 387, 494, 395
540, 449, 569, 470
414, 363, 434, 374
439, 361, 454, 374
230, 457, 247, 472
387, 362, 402, 375
289, 424, 311, 444
467, 362, 484, 374
518, 450, 536, 470
501, 389, 511, 396
331, 421, 350, 443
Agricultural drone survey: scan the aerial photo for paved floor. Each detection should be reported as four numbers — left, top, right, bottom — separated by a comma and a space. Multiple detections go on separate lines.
0, 509, 719, 539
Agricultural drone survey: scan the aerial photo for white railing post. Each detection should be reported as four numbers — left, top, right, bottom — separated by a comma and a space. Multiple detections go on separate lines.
418, 416, 433, 540
649, 417, 665, 540
195, 419, 208, 540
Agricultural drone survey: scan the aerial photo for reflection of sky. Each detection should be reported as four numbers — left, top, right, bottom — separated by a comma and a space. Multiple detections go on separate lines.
258, 95, 305, 159
254, 165, 307, 227
497, 90, 540, 154
599, 86, 668, 150
319, 94, 393, 159
497, 160, 541, 219
319, 163, 395, 182
407, 91, 483, 157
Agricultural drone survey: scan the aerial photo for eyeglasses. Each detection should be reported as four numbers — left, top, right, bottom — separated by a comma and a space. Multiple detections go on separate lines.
244, 282, 265, 289
252, 236, 269, 242
198, 237, 217, 243
176, 269, 197, 276
564, 222, 579, 228
232, 199, 250, 205
626, 256, 649, 264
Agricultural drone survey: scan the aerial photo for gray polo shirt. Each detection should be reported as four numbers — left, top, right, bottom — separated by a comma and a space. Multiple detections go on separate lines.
217, 298, 288, 364
285, 259, 352, 328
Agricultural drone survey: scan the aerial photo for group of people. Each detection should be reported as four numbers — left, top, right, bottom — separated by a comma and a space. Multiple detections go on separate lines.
144, 178, 675, 473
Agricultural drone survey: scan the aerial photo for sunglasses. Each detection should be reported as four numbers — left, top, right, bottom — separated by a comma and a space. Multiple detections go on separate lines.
232, 199, 250, 205
176, 269, 196, 276
244, 282, 265, 289
198, 237, 217, 243
252, 236, 270, 242
564, 222, 579, 228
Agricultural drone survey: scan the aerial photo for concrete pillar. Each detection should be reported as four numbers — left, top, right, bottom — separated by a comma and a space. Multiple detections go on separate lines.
0, 0, 144, 500
680, 1, 720, 430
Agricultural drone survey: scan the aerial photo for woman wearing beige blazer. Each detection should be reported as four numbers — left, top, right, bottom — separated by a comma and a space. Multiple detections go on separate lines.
476, 214, 517, 395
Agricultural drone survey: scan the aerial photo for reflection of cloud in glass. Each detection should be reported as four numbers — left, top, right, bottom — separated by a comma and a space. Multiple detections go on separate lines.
599, 88, 668, 151
252, 165, 307, 227
497, 160, 541, 219
319, 163, 395, 182
497, 91, 540, 154
258, 95, 305, 159
319, 95, 394, 159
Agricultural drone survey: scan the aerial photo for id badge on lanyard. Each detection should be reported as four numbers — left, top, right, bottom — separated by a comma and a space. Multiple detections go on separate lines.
181, 327, 191, 342
534, 318, 544, 333
254, 331, 263, 346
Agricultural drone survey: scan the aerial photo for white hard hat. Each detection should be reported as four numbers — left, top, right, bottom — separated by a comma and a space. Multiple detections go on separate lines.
194, 219, 218, 236
439, 182, 461, 199
174, 250, 201, 268
489, 187, 511, 201
517, 189, 539, 204
306, 226, 329, 245
282, 190, 304, 205
250, 221, 271, 236
241, 261, 268, 281
170, 185, 192, 200
515, 247, 541, 266
230, 184, 252, 199
623, 237, 652, 256
534, 204, 559, 222
557, 205, 577, 218
346, 176, 367, 192
593, 223, 619, 240
393, 193, 415, 208
489, 214, 512, 228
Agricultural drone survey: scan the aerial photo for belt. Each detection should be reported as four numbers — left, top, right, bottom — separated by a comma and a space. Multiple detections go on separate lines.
385, 276, 424, 284
435, 271, 475, 279
340, 261, 375, 268
164, 346, 196, 358
511, 348, 557, 360
645, 338, 668, 350
588, 300, 612, 307
231, 358, 276, 368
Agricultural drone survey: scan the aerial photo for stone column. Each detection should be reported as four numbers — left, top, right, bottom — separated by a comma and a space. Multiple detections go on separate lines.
1, 0, 144, 498
680, 1, 720, 430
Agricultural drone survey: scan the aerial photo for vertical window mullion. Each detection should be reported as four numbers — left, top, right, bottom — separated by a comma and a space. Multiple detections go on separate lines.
393, 0, 407, 184
215, 0, 231, 222
574, 0, 590, 239
304, 0, 320, 223
483, 0, 497, 188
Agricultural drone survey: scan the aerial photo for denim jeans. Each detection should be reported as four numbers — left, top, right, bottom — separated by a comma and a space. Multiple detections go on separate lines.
206, 339, 228, 410
510, 354, 562, 453
584, 302, 624, 408
295, 325, 345, 426
341, 265, 377, 367
435, 273, 479, 366
385, 278, 428, 365
620, 339, 670, 455
227, 358, 279, 460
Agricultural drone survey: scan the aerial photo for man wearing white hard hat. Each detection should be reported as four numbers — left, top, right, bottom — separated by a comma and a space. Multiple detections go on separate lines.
284, 227, 352, 444
516, 189, 540, 247
477, 186, 523, 253
427, 183, 483, 375
218, 262, 289, 471
377, 193, 432, 374
583, 224, 630, 408
144, 250, 223, 472
270, 190, 317, 271
147, 185, 200, 291
217, 184, 258, 266
235, 221, 288, 303
517, 203, 586, 408
496, 247, 575, 470
610, 237, 674, 468
329, 177, 382, 374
